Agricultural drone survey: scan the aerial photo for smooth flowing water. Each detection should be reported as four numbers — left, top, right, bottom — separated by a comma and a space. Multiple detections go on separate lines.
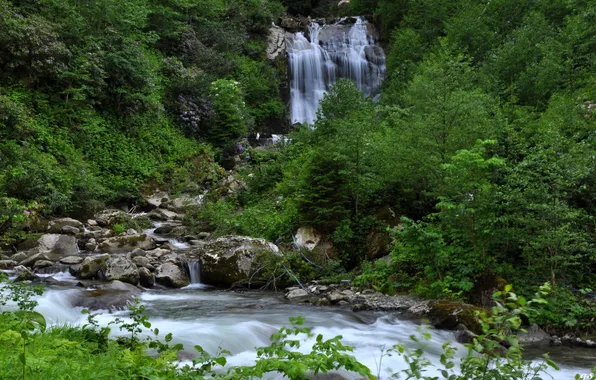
286, 17, 386, 125
32, 277, 594, 379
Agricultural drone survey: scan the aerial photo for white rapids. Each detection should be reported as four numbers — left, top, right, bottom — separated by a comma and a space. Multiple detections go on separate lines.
30, 281, 594, 379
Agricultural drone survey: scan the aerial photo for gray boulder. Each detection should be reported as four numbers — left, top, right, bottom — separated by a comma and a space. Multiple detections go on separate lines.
132, 256, 154, 270
14, 265, 36, 281
19, 252, 51, 267
138, 267, 154, 288
97, 234, 156, 254
0, 260, 17, 269
69, 281, 141, 311
285, 288, 310, 302
10, 252, 28, 263
199, 236, 280, 288
60, 225, 80, 235
78, 254, 110, 279
94, 209, 127, 227
60, 256, 83, 265
18, 234, 78, 258
148, 208, 182, 221
518, 324, 551, 345
102, 257, 139, 285
155, 262, 189, 288
33, 260, 54, 270
48, 218, 84, 233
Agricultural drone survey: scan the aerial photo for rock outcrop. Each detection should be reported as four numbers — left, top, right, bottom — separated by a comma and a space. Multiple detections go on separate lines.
97, 234, 156, 254
101, 257, 139, 285
18, 234, 78, 258
155, 262, 189, 288
199, 236, 280, 287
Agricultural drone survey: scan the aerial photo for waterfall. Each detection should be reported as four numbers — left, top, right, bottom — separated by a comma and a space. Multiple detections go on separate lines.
286, 17, 386, 125
187, 261, 201, 284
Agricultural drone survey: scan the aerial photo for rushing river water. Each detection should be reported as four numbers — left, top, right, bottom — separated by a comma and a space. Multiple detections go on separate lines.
29, 274, 594, 380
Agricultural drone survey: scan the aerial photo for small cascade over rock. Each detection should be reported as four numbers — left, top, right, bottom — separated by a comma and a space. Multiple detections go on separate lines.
187, 260, 202, 284
286, 16, 386, 124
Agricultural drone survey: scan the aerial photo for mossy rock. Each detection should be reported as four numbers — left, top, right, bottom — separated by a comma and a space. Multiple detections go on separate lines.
427, 300, 486, 334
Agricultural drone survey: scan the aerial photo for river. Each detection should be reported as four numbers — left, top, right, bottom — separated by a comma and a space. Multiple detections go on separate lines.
30, 274, 594, 379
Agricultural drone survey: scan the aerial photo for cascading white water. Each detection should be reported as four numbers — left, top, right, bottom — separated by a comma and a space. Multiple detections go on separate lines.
31, 284, 594, 379
286, 17, 386, 125
187, 261, 201, 284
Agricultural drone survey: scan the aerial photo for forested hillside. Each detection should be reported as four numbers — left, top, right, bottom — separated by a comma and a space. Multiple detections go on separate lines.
0, 0, 284, 217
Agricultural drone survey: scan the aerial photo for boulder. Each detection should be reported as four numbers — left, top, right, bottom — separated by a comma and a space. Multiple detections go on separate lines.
19, 252, 51, 267
10, 252, 28, 263
94, 209, 128, 227
97, 234, 156, 254
78, 254, 110, 279
148, 208, 181, 221
0, 260, 17, 269
69, 280, 141, 311
144, 191, 169, 211
155, 262, 189, 288
138, 267, 154, 288
406, 300, 485, 334
162, 194, 204, 213
517, 324, 551, 346
84, 238, 97, 252
366, 231, 391, 260
199, 236, 281, 287
48, 218, 84, 233
18, 234, 78, 258
294, 226, 321, 251
102, 257, 139, 285
132, 256, 154, 270
60, 256, 83, 265
33, 260, 54, 270
14, 265, 36, 281
60, 225, 80, 235
131, 248, 147, 258
285, 288, 310, 302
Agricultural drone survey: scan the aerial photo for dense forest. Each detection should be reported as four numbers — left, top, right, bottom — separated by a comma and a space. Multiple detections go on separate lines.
0, 0, 595, 377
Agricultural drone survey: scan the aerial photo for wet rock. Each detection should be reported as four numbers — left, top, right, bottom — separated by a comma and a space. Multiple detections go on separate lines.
48, 218, 84, 233
407, 300, 485, 334
518, 324, 551, 346
77, 254, 110, 279
69, 280, 141, 311
87, 219, 98, 226
19, 252, 51, 267
155, 262, 189, 288
84, 238, 97, 252
285, 288, 309, 302
59, 256, 84, 265
131, 248, 147, 257
97, 234, 156, 254
18, 234, 78, 258
14, 265, 36, 281
102, 257, 139, 285
327, 291, 347, 304
138, 267, 154, 287
199, 236, 281, 288
33, 260, 54, 270
126, 228, 137, 235
454, 323, 477, 344
0, 260, 17, 269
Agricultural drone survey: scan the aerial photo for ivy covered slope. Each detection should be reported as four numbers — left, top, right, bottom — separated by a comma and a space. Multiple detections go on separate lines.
200, 0, 596, 331
0, 0, 285, 217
